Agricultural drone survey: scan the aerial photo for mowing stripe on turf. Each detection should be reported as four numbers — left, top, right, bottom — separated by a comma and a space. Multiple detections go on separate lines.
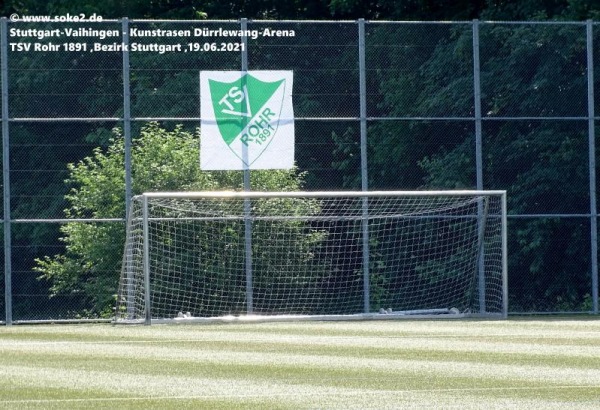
1, 320, 600, 408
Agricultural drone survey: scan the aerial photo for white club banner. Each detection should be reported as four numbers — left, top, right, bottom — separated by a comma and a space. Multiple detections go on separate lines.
200, 70, 294, 170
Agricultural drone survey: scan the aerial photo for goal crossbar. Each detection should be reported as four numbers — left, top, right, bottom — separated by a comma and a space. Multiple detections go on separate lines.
140, 190, 508, 199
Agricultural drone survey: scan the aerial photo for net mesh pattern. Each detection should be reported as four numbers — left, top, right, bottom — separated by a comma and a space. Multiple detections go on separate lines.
116, 192, 504, 321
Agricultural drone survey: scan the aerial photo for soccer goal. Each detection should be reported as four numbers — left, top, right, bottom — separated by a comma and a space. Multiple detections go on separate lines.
115, 190, 507, 324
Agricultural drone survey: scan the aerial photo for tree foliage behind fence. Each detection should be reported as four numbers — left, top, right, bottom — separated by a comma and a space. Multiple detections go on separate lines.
1, 19, 599, 322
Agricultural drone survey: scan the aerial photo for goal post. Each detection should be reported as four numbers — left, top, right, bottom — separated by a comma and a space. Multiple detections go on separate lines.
115, 190, 507, 324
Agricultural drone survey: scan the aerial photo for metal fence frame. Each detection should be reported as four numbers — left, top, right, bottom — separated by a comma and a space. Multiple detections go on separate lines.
1, 18, 599, 324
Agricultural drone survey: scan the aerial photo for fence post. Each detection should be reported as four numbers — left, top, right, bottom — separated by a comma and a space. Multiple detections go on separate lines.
122, 18, 132, 221
472, 20, 487, 313
1, 17, 11, 326
121, 18, 135, 321
240, 18, 253, 314
472, 20, 483, 191
586, 20, 598, 314
358, 19, 370, 313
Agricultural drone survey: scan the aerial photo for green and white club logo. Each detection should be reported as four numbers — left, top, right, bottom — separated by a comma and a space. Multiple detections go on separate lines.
200, 71, 294, 170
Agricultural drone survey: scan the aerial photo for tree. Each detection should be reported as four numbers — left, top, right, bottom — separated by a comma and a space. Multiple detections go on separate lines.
359, 19, 592, 311
35, 122, 315, 316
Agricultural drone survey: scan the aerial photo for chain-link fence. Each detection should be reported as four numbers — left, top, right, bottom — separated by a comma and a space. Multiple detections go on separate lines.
1, 19, 599, 323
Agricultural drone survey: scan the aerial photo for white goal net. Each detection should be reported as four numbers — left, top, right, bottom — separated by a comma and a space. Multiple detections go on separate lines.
115, 191, 507, 324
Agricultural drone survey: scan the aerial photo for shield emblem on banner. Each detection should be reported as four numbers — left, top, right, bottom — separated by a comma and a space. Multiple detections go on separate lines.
208, 74, 286, 167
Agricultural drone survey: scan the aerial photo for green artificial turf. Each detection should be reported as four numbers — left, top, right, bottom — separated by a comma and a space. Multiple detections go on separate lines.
1, 319, 599, 409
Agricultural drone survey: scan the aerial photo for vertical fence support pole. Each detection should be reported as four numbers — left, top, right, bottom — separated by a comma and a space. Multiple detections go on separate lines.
121, 19, 135, 321
122, 18, 132, 221
1, 18, 11, 325
241, 18, 253, 314
358, 19, 370, 313
586, 20, 598, 314
472, 20, 487, 313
